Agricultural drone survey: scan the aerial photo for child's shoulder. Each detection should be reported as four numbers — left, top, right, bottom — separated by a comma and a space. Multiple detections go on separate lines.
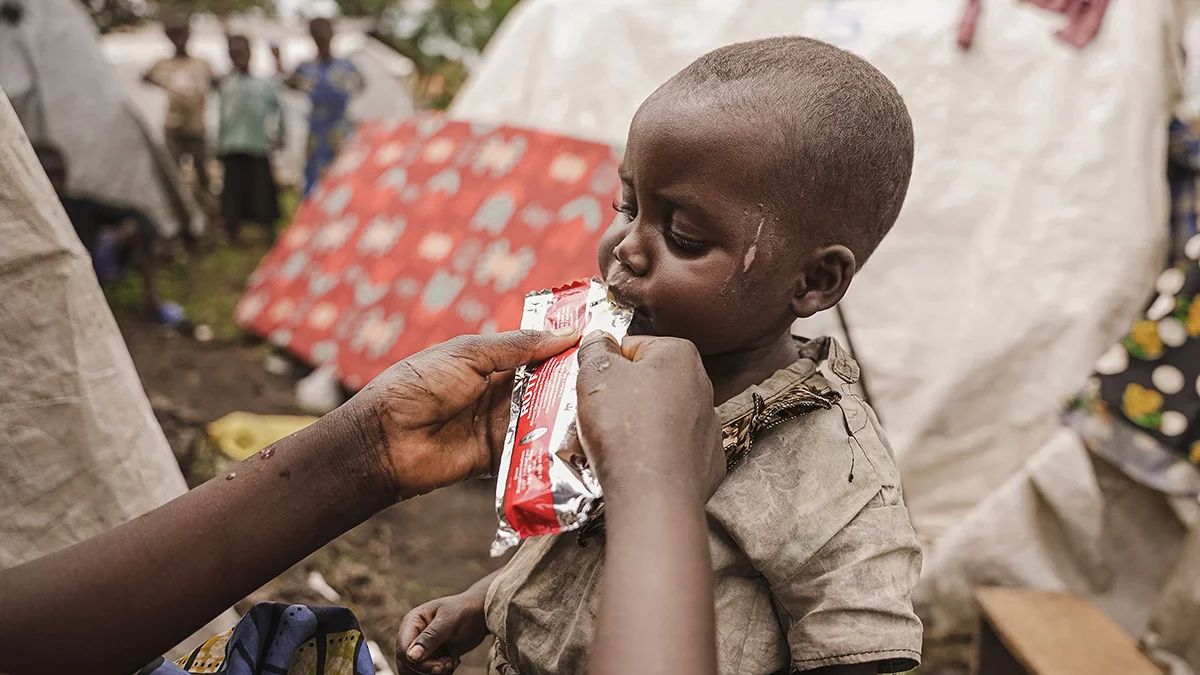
710, 337, 907, 553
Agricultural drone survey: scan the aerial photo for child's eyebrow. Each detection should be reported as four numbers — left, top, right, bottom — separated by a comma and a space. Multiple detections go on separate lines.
656, 187, 717, 224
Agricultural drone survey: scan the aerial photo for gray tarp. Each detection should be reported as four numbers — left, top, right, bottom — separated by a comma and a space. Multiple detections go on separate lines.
9, 0, 195, 238
0, 91, 234, 654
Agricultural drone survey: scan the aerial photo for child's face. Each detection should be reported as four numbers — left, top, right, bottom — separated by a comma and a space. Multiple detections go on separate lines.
166, 24, 189, 52
599, 92, 806, 357
310, 20, 333, 51
229, 41, 251, 71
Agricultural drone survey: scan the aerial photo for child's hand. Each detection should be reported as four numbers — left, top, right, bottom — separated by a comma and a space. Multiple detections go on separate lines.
396, 590, 489, 674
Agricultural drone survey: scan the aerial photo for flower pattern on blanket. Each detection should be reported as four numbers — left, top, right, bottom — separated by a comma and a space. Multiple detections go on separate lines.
236, 114, 619, 391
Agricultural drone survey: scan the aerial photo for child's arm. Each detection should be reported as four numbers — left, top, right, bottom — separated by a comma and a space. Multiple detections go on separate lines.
575, 334, 725, 675
396, 569, 501, 673
141, 59, 162, 87
268, 85, 286, 151
84, 197, 149, 231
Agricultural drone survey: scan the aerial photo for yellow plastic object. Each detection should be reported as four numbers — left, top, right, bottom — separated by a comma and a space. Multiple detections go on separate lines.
207, 412, 319, 461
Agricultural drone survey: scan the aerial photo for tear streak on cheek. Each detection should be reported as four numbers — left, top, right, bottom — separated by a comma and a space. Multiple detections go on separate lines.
743, 217, 765, 273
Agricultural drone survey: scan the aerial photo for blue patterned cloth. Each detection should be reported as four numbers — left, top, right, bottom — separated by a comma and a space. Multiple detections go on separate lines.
139, 603, 375, 675
286, 58, 365, 196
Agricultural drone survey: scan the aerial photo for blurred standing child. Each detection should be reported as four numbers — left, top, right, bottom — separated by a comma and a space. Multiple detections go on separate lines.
142, 14, 216, 214
274, 17, 363, 196
218, 35, 284, 245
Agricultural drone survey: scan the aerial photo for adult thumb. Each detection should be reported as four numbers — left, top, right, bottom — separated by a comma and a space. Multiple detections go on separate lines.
576, 330, 622, 380
460, 327, 579, 376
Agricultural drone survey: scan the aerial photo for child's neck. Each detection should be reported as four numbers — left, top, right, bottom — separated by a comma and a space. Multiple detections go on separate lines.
704, 330, 799, 406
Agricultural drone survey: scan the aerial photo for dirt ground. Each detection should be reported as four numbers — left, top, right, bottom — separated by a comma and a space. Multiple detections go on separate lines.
118, 317, 503, 673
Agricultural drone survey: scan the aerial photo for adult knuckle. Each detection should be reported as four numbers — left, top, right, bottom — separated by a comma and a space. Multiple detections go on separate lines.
516, 328, 544, 342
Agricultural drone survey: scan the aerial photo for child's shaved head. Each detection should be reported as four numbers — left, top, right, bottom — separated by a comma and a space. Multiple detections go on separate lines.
601, 36, 912, 384
659, 36, 913, 263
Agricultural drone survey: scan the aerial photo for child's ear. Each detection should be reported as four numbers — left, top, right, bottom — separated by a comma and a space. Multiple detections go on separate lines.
790, 245, 856, 319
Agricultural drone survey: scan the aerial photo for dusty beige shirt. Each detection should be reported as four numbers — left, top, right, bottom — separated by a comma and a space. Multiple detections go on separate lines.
145, 56, 213, 134
485, 338, 923, 674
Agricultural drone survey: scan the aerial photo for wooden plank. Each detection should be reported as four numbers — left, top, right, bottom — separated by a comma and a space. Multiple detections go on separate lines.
975, 588, 1160, 675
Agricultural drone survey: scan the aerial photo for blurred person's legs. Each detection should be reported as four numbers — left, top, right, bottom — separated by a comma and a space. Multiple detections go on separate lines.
220, 152, 280, 246
165, 129, 214, 214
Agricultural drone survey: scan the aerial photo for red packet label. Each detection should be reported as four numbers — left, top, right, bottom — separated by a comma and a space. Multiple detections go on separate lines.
491, 279, 632, 556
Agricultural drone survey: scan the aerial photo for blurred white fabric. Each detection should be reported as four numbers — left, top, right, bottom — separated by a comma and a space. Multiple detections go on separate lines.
13, 0, 195, 238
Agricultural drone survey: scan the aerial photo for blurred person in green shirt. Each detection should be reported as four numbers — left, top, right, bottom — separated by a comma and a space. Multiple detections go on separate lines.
217, 34, 284, 245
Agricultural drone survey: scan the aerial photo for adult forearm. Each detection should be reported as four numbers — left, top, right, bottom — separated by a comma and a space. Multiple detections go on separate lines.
590, 473, 718, 675
0, 403, 392, 675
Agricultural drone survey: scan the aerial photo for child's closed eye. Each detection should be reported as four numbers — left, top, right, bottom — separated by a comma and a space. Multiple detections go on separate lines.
663, 227, 709, 254
612, 199, 637, 222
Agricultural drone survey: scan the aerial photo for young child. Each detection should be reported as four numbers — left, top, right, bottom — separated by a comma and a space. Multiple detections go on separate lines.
142, 14, 216, 214
34, 143, 179, 324
275, 17, 364, 197
399, 36, 922, 675
217, 35, 285, 245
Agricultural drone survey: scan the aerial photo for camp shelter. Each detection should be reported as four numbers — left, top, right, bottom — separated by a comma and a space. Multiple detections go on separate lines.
5, 0, 195, 238
0, 92, 237, 658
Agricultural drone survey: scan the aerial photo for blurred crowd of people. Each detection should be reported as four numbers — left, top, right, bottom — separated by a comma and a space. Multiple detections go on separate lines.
31, 12, 364, 325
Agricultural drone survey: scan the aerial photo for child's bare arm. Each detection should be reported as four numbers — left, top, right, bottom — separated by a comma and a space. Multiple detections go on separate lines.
575, 334, 726, 675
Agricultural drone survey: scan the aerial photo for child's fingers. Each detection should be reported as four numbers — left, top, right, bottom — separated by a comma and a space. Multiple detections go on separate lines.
407, 611, 456, 663
399, 657, 456, 675
396, 605, 435, 662
428, 657, 460, 674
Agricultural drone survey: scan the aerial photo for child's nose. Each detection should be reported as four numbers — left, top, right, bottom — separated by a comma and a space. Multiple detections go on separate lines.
613, 229, 650, 277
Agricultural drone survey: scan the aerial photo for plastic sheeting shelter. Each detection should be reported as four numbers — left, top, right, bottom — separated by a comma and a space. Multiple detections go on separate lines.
452, 0, 1197, 670
6, 0, 195, 238
0, 92, 236, 656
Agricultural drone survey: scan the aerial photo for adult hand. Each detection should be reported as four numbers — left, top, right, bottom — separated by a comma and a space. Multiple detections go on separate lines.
574, 333, 725, 501
340, 328, 578, 500
579, 333, 724, 675
0, 328, 576, 675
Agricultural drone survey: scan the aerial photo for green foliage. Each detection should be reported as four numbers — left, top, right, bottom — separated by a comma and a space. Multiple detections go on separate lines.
154, 0, 278, 17
364, 0, 520, 108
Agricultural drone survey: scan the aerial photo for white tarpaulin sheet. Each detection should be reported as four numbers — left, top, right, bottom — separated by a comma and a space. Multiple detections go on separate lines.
10, 0, 195, 238
453, 0, 1191, 668
0, 94, 187, 568
0, 91, 237, 655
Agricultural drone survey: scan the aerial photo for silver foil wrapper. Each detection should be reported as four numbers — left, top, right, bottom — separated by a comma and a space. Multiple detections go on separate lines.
491, 279, 632, 556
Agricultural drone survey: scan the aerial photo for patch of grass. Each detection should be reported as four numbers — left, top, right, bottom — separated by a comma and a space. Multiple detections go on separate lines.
105, 189, 302, 341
